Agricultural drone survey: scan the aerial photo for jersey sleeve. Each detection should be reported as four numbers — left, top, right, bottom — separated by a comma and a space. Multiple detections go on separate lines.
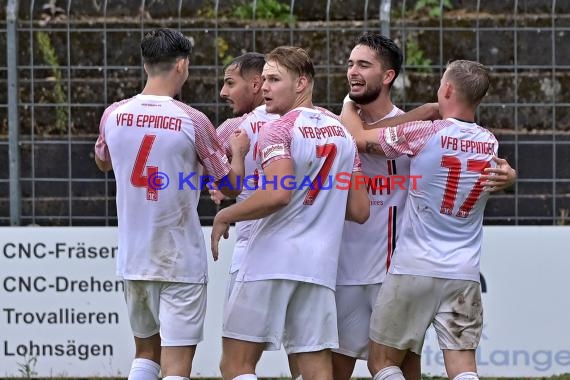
94, 104, 119, 161
191, 110, 232, 181
378, 120, 450, 158
352, 139, 362, 172
217, 115, 247, 158
257, 117, 294, 169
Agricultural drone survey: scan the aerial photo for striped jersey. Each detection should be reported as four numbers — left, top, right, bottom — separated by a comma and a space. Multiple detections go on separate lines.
379, 118, 498, 282
95, 94, 231, 283
238, 107, 362, 290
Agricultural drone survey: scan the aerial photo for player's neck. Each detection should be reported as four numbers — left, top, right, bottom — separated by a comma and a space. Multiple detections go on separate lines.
358, 97, 394, 127
441, 104, 475, 123
141, 79, 179, 98
290, 92, 313, 112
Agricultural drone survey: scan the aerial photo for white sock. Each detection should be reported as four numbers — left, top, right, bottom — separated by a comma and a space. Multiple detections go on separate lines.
373, 366, 405, 380
453, 372, 479, 380
233, 375, 258, 380
162, 376, 189, 380
128, 358, 160, 380
294, 376, 303, 380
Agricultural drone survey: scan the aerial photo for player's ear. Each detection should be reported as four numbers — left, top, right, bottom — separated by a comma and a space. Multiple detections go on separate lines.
443, 81, 453, 99
383, 69, 396, 86
296, 75, 309, 93
251, 74, 263, 94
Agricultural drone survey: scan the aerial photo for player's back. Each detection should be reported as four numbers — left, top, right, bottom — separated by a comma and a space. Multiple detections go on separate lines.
391, 118, 498, 282
102, 94, 222, 283
240, 107, 358, 289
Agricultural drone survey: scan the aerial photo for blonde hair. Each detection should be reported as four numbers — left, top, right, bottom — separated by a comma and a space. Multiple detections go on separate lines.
265, 46, 315, 81
445, 60, 490, 106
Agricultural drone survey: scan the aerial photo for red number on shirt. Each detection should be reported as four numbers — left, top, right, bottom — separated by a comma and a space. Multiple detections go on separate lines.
440, 155, 490, 218
303, 143, 337, 205
131, 134, 160, 201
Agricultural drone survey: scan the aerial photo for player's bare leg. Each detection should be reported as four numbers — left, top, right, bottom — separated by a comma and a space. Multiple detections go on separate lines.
367, 341, 407, 380
220, 337, 264, 380
160, 345, 196, 378
331, 351, 356, 380
442, 349, 478, 380
400, 351, 422, 380
292, 349, 333, 380
129, 334, 161, 380
288, 353, 301, 379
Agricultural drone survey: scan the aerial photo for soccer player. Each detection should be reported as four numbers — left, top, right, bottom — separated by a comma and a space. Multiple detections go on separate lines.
211, 46, 369, 380
343, 59, 497, 380
333, 32, 423, 380
94, 28, 249, 380
213, 52, 279, 294
336, 33, 516, 380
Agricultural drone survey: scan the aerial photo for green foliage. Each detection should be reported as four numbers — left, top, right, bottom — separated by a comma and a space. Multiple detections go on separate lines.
414, 0, 453, 18
16, 355, 37, 378
36, 30, 68, 134
233, 0, 295, 23
216, 37, 235, 66
405, 37, 432, 72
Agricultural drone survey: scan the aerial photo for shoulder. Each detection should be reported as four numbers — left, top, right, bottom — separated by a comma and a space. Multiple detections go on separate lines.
171, 100, 213, 127
314, 106, 340, 121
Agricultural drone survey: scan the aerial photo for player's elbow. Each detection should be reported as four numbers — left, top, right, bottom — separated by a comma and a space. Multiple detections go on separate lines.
347, 204, 369, 224
272, 189, 293, 208
95, 157, 113, 173
346, 188, 370, 224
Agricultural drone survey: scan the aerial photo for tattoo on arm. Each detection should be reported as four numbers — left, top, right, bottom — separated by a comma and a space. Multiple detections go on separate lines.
365, 142, 384, 154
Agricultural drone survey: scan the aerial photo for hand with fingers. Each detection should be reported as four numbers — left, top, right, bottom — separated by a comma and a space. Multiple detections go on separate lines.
209, 183, 227, 205
211, 209, 230, 261
482, 156, 517, 192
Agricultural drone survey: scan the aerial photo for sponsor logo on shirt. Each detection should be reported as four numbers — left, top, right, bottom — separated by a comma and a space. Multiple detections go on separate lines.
262, 144, 286, 162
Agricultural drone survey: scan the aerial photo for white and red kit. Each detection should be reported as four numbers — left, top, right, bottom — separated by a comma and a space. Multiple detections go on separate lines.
95, 94, 231, 283
337, 105, 410, 285
217, 105, 279, 274
378, 118, 498, 282
237, 107, 362, 290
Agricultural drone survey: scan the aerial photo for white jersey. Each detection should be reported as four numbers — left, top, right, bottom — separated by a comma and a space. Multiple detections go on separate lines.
238, 107, 362, 290
95, 94, 231, 283
217, 105, 279, 273
378, 118, 498, 282
337, 106, 410, 285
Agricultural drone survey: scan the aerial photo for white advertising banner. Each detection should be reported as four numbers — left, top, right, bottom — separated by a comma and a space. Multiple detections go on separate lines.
0, 226, 569, 377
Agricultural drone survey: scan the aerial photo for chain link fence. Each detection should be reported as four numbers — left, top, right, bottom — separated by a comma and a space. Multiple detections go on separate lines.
1, 0, 569, 226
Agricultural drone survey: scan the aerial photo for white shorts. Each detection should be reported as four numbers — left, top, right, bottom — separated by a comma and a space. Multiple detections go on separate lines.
124, 280, 206, 346
223, 279, 338, 354
370, 274, 483, 355
226, 271, 238, 300
332, 283, 382, 359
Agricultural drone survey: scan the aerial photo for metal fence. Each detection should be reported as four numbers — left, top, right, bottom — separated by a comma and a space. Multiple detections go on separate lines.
1, 0, 569, 226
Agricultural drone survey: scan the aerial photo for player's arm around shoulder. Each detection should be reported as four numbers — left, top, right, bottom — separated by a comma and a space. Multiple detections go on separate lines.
340, 101, 383, 154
